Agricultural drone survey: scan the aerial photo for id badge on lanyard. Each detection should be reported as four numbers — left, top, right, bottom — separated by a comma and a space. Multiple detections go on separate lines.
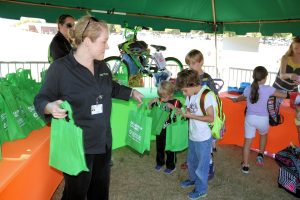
91, 95, 103, 115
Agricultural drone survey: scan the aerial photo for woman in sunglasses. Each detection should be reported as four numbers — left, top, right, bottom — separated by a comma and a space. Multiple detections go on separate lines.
35, 15, 144, 200
48, 14, 75, 63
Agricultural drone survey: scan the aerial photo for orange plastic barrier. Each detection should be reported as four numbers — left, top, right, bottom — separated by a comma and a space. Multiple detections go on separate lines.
0, 126, 63, 200
219, 93, 298, 155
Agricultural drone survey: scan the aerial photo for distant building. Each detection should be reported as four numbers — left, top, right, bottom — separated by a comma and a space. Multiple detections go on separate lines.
28, 25, 38, 33
15, 17, 57, 35
41, 26, 57, 34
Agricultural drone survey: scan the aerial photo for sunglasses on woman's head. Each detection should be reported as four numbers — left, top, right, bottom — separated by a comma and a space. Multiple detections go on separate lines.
81, 17, 99, 42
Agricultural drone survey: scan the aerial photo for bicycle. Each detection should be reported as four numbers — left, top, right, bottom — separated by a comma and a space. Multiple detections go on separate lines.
104, 25, 183, 87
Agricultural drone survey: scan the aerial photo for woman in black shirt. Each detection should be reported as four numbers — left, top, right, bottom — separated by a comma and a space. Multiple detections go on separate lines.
35, 16, 143, 200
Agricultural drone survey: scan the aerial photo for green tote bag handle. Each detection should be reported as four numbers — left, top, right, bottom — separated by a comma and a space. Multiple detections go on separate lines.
60, 101, 75, 123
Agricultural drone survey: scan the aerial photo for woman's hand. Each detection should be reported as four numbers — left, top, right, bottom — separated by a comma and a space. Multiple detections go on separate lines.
290, 73, 298, 81
131, 89, 144, 104
45, 100, 67, 118
291, 74, 300, 85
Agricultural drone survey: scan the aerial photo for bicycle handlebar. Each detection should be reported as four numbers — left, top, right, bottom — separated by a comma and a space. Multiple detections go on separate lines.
124, 25, 150, 41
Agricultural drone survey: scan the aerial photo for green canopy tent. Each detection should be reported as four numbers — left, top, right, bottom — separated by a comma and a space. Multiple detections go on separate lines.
1, 0, 300, 35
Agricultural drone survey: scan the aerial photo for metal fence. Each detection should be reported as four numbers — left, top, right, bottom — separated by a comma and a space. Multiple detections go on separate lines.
227, 67, 277, 87
182, 64, 217, 78
0, 61, 49, 82
0, 61, 278, 89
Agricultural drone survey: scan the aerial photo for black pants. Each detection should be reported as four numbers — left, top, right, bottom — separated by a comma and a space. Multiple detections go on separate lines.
156, 128, 176, 169
61, 148, 111, 200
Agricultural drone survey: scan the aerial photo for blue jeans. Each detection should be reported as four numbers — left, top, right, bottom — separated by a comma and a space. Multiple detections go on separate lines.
153, 71, 170, 86
187, 137, 212, 194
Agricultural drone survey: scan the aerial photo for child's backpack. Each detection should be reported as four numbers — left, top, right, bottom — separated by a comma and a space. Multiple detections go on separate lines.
267, 96, 284, 126
199, 87, 226, 139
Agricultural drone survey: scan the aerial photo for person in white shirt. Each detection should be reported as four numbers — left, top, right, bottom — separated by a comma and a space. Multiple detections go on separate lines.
176, 69, 217, 200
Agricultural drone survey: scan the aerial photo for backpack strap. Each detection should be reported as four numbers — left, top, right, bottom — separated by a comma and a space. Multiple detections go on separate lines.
200, 88, 211, 115
215, 95, 223, 120
200, 88, 223, 120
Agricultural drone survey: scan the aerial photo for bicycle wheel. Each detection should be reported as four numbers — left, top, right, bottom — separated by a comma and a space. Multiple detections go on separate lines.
104, 56, 130, 86
165, 57, 183, 79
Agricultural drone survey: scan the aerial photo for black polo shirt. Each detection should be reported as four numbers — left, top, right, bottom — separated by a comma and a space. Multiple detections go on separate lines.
34, 52, 132, 154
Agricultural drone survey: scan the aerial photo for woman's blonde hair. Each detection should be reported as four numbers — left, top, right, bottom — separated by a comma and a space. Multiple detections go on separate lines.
158, 81, 174, 97
285, 36, 300, 57
69, 15, 108, 48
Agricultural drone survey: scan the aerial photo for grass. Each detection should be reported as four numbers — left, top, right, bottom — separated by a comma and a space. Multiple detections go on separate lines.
52, 142, 298, 200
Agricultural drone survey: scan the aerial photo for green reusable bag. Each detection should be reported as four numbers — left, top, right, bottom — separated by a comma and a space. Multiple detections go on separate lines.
165, 113, 188, 152
0, 85, 31, 140
149, 103, 169, 135
5, 84, 44, 132
0, 95, 9, 144
126, 104, 152, 154
16, 69, 40, 93
6, 69, 40, 100
18, 101, 46, 130
49, 101, 89, 175
12, 87, 46, 130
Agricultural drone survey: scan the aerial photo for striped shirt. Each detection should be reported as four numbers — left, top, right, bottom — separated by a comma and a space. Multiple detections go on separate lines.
273, 57, 300, 92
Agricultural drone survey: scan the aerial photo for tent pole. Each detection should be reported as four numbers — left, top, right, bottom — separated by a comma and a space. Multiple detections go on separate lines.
214, 32, 218, 78
211, 0, 218, 78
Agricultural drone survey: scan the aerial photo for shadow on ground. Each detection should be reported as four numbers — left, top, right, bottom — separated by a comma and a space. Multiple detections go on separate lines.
51, 142, 297, 200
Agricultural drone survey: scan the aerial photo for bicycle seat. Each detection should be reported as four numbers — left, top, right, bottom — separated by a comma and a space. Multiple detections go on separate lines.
150, 44, 166, 51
